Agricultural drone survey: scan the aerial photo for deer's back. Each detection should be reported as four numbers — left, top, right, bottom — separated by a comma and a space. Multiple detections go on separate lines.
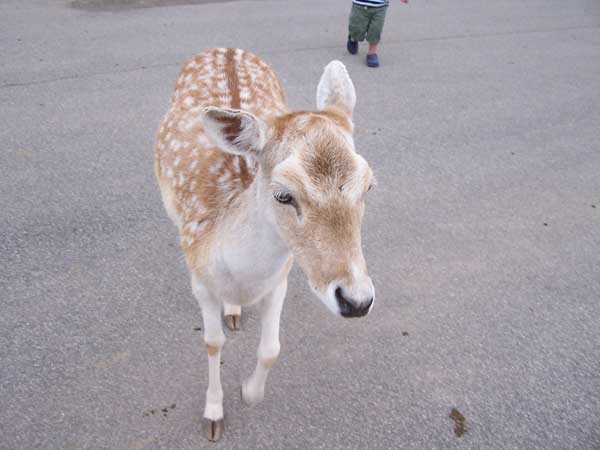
154, 48, 287, 269
171, 48, 286, 117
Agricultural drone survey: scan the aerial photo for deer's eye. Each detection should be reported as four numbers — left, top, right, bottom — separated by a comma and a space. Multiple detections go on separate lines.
274, 192, 294, 204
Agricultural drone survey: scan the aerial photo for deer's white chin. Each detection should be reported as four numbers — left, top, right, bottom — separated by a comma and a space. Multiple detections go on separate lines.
310, 283, 341, 316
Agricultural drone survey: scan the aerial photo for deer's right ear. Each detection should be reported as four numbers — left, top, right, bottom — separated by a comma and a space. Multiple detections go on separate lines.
316, 60, 356, 118
202, 107, 267, 155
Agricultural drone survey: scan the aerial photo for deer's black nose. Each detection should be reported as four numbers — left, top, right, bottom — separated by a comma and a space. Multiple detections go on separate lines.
335, 287, 373, 318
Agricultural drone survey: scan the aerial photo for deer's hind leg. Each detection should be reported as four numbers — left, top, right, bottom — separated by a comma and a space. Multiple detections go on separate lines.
192, 276, 226, 441
223, 302, 241, 331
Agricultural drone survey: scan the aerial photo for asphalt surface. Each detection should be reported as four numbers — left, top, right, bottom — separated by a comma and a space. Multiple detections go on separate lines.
1, 1, 600, 449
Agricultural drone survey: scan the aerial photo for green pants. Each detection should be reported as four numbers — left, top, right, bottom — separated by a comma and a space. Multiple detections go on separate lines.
348, 3, 388, 44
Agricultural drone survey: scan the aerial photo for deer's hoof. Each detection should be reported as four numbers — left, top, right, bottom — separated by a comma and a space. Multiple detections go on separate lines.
203, 418, 224, 442
224, 314, 241, 331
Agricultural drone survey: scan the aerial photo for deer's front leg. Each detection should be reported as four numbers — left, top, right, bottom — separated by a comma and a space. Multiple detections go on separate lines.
242, 278, 287, 406
192, 278, 225, 441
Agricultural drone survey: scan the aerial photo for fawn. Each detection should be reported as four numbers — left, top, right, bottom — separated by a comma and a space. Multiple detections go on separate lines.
154, 48, 375, 441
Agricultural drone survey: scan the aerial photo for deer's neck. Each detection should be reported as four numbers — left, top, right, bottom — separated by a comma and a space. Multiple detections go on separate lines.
221, 169, 291, 282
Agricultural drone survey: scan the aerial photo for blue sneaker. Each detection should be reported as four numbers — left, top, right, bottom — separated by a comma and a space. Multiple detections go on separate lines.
366, 53, 380, 68
347, 36, 358, 55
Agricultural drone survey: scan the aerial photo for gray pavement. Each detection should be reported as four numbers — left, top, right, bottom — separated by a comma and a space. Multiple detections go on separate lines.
1, 1, 600, 449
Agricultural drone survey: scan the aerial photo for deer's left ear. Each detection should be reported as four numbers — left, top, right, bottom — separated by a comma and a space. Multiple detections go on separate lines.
316, 60, 356, 118
202, 107, 267, 155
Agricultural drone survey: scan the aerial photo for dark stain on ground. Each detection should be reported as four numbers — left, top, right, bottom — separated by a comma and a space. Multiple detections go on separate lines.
449, 408, 467, 437
402, 331, 409, 336
592, 204, 596, 208
144, 403, 176, 418
543, 222, 548, 226
70, 0, 258, 11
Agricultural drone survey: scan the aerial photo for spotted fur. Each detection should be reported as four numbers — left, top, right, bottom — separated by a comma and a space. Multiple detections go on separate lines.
155, 48, 287, 272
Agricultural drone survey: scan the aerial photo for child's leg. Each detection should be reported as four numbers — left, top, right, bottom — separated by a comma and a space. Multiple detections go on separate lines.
368, 42, 379, 56
348, 4, 370, 42
365, 6, 388, 51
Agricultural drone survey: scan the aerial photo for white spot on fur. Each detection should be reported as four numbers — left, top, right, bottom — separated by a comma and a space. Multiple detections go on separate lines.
217, 80, 227, 91
160, 186, 181, 228
240, 88, 251, 101
197, 135, 211, 147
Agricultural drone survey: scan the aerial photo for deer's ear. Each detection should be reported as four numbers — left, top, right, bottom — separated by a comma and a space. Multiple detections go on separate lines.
202, 107, 267, 155
316, 60, 356, 118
